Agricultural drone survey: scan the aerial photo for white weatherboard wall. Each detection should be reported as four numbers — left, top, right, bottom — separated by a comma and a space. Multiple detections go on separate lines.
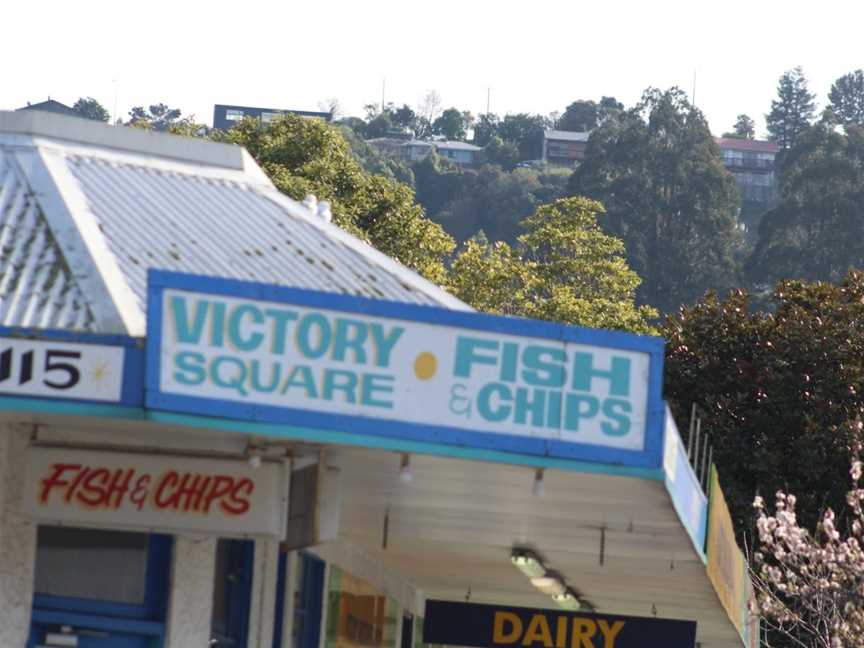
166, 536, 217, 648
0, 426, 37, 646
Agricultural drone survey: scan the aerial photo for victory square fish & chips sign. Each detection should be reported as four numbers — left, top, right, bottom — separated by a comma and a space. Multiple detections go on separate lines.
146, 271, 665, 467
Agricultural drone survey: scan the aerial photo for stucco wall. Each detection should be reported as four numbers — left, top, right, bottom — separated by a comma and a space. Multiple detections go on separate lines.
0, 425, 37, 645
165, 535, 217, 648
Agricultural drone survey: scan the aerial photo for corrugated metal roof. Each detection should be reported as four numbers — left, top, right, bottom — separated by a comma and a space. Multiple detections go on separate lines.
0, 150, 94, 331
65, 154, 459, 316
0, 110, 469, 336
714, 137, 780, 153
544, 130, 590, 142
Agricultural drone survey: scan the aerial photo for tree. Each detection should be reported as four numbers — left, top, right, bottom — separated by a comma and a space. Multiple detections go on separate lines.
433, 107, 472, 141
73, 97, 109, 122
392, 104, 417, 133
722, 114, 756, 139
571, 87, 741, 312
828, 70, 864, 128
214, 114, 454, 284
752, 458, 864, 648
497, 113, 550, 160
749, 122, 864, 286
482, 136, 520, 170
557, 100, 599, 132
448, 197, 658, 334
128, 103, 183, 131
472, 113, 500, 146
663, 273, 864, 539
766, 67, 816, 149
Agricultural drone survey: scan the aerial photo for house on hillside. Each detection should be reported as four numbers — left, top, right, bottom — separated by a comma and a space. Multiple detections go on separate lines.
16, 99, 80, 118
715, 137, 779, 218
368, 138, 482, 166
213, 103, 332, 130
542, 130, 590, 165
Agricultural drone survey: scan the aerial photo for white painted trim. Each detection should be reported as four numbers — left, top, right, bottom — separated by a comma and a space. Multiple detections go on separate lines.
248, 538, 280, 648
165, 536, 217, 648
279, 552, 299, 648
10, 147, 137, 334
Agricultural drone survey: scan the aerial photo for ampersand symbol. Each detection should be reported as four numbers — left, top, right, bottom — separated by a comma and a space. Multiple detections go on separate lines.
449, 384, 472, 418
130, 474, 151, 511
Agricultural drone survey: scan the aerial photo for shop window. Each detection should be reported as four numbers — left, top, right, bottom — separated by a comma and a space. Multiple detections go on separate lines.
35, 526, 149, 605
325, 566, 398, 648
291, 553, 325, 648
211, 538, 254, 647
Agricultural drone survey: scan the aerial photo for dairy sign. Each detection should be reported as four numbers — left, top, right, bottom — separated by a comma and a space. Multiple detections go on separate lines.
21, 447, 287, 539
146, 271, 665, 467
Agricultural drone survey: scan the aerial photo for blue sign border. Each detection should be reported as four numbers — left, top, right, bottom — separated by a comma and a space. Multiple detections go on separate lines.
145, 270, 666, 468
0, 325, 144, 407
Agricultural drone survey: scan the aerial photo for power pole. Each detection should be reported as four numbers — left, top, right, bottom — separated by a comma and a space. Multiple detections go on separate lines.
486, 87, 491, 115
382, 78, 386, 113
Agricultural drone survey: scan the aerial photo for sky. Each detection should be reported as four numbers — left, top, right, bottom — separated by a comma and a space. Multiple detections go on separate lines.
3, 1, 863, 137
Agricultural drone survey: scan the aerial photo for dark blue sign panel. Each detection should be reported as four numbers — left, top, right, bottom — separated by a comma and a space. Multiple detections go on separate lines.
422, 600, 696, 648
146, 270, 665, 467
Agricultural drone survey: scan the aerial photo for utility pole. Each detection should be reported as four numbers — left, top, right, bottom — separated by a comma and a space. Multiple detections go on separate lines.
382, 78, 386, 113
486, 87, 491, 115
692, 69, 697, 107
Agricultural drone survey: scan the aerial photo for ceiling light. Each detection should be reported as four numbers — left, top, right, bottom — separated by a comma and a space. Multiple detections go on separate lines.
553, 589, 581, 611
399, 453, 413, 483
531, 574, 567, 597
510, 549, 545, 579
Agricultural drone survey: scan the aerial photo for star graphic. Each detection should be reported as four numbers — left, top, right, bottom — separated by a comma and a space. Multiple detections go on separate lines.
90, 361, 110, 383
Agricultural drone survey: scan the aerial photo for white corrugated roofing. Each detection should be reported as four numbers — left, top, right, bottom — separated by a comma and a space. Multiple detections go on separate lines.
0, 110, 469, 336
544, 129, 590, 142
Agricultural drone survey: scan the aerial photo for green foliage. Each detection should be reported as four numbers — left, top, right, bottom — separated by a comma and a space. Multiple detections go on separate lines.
497, 113, 551, 160
663, 273, 864, 536
766, 67, 816, 149
557, 97, 621, 132
411, 150, 465, 217
749, 122, 864, 286
339, 126, 415, 187
473, 113, 500, 146
571, 87, 741, 312
827, 69, 864, 128
433, 108, 472, 141
435, 165, 566, 244
128, 103, 183, 131
73, 97, 109, 122
482, 136, 520, 170
448, 197, 658, 333
216, 114, 454, 284
722, 114, 756, 139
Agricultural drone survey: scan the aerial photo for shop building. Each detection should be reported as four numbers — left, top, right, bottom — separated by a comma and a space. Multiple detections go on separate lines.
0, 110, 754, 648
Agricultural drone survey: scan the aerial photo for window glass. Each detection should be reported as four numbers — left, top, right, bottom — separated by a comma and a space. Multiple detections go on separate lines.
261, 112, 280, 123
34, 526, 148, 604
325, 566, 398, 648
226, 109, 244, 121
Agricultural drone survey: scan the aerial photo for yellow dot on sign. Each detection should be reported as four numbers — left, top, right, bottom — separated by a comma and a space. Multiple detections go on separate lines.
414, 352, 438, 380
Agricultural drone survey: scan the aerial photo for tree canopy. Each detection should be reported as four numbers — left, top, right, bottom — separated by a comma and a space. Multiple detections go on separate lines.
664, 274, 864, 537
448, 197, 657, 334
827, 69, 864, 128
749, 121, 864, 286
570, 87, 741, 312
128, 103, 184, 131
73, 97, 110, 122
766, 67, 816, 149
722, 114, 756, 139
557, 97, 622, 132
215, 114, 454, 284
433, 107, 473, 140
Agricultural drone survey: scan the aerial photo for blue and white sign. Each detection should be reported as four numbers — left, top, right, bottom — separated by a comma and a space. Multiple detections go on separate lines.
146, 271, 666, 466
0, 328, 143, 406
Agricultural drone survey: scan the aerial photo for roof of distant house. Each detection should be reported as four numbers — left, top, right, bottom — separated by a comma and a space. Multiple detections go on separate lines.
715, 137, 780, 153
404, 140, 482, 152
214, 103, 332, 121
544, 130, 590, 142
17, 99, 80, 118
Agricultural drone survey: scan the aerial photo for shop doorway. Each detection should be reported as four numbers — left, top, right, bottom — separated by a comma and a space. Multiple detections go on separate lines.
211, 538, 254, 647
28, 526, 172, 648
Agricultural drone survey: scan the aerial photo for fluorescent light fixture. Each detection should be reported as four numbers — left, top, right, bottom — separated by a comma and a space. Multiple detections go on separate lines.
399, 453, 413, 483
553, 589, 581, 611
531, 575, 567, 597
510, 549, 545, 579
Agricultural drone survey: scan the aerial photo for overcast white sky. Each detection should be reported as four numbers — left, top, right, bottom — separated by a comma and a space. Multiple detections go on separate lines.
3, 1, 861, 137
